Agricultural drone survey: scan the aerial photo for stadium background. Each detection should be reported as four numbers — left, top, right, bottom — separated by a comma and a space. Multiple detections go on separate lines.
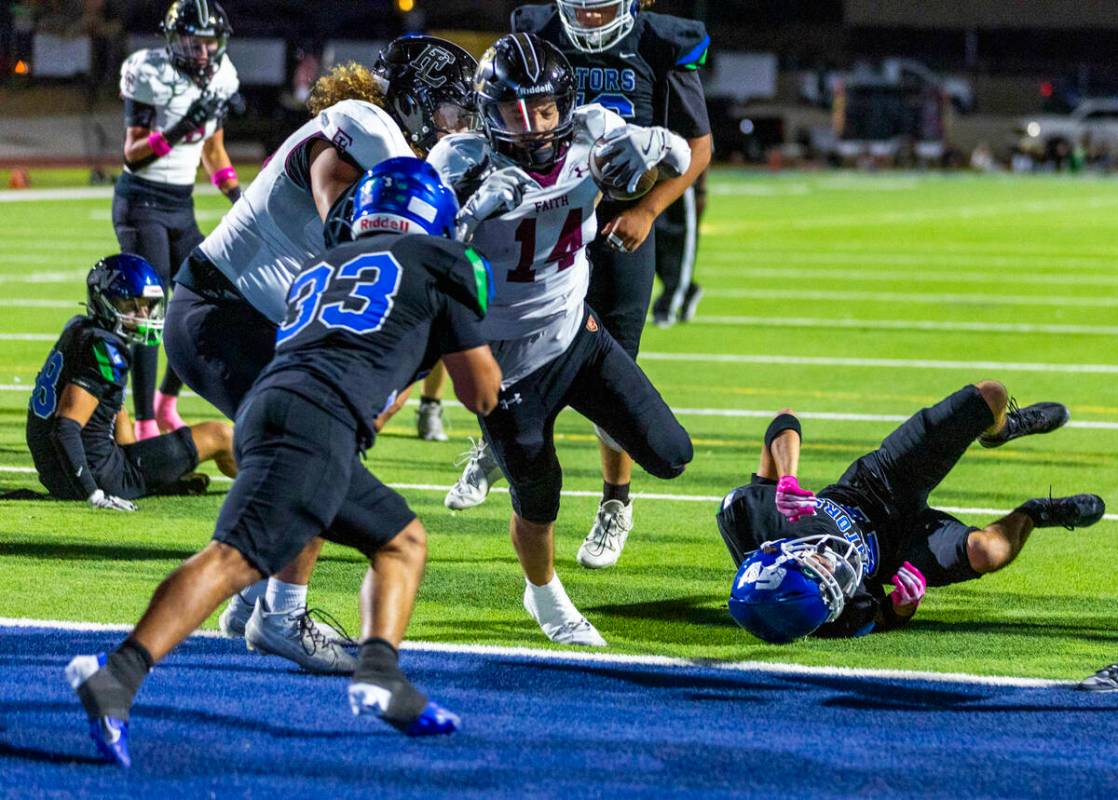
0, 1, 1116, 795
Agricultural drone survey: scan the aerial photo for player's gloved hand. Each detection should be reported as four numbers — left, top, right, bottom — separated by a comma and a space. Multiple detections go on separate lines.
597, 124, 670, 194
456, 166, 535, 239
88, 488, 137, 512
889, 561, 926, 614
164, 91, 227, 145
775, 475, 816, 523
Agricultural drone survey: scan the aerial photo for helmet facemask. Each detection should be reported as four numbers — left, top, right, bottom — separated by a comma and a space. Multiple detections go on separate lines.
556, 0, 637, 53
764, 534, 864, 622
162, 1, 231, 86
90, 289, 166, 346
481, 92, 575, 171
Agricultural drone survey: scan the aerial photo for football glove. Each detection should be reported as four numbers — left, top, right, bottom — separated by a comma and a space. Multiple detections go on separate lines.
456, 166, 535, 240
165, 91, 227, 144
889, 561, 926, 612
88, 489, 137, 512
775, 475, 817, 523
596, 125, 690, 194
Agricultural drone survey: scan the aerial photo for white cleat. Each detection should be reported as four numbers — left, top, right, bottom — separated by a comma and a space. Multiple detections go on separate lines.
577, 499, 633, 569
416, 399, 450, 442
523, 580, 607, 647
243, 599, 356, 674
218, 592, 255, 638
444, 437, 502, 510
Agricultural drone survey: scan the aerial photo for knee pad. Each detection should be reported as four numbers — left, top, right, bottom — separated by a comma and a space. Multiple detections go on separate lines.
508, 470, 562, 524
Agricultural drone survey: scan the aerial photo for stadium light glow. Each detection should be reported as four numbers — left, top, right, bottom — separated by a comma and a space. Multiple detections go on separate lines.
396, 0, 416, 11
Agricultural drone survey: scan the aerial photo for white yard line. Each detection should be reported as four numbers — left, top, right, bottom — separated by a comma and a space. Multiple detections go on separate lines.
699, 264, 1118, 288
1, 465, 1115, 521
687, 315, 1118, 337
703, 287, 1118, 308
0, 616, 1070, 688
701, 249, 1118, 273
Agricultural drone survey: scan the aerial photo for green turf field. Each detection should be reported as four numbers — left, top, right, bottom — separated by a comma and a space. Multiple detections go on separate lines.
1, 170, 1115, 679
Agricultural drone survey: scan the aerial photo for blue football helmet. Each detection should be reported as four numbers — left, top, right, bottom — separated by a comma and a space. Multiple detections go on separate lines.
350, 157, 459, 240
87, 254, 167, 346
728, 534, 865, 644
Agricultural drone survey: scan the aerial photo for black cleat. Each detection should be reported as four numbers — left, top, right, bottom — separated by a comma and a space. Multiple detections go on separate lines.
1017, 493, 1106, 530
979, 399, 1070, 448
680, 283, 703, 323
150, 472, 211, 496
1078, 664, 1118, 693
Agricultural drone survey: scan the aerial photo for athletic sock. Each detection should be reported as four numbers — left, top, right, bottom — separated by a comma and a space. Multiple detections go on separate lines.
238, 579, 266, 607
603, 481, 630, 505
265, 579, 308, 614
77, 638, 153, 722
354, 637, 428, 728
526, 573, 577, 625
419, 395, 441, 406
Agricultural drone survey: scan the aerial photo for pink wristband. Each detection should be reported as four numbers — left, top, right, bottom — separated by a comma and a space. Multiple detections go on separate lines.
211, 166, 237, 187
147, 131, 172, 157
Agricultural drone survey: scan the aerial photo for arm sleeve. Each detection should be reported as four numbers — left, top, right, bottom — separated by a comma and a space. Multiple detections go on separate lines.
50, 416, 99, 498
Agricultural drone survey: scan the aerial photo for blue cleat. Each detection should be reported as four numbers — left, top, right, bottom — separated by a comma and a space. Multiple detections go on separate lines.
404, 701, 461, 737
65, 653, 133, 768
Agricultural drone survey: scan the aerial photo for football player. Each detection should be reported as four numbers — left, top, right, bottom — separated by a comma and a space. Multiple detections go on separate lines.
718, 383, 1105, 642
446, 1, 712, 569
429, 34, 693, 645
26, 254, 236, 509
65, 159, 501, 768
114, 0, 241, 441
163, 36, 477, 672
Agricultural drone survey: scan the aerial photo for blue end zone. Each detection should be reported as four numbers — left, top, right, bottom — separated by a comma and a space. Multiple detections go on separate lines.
2, 626, 1116, 798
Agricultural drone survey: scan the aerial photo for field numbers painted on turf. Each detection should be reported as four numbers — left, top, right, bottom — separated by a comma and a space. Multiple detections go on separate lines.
277, 254, 402, 346
31, 350, 63, 419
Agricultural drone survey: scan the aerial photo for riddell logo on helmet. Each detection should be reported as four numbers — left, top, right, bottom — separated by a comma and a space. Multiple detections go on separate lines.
356, 214, 410, 233
518, 82, 556, 96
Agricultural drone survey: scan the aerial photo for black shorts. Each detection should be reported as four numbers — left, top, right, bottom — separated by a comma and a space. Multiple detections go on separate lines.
165, 253, 277, 419
479, 306, 692, 523
213, 387, 416, 576
585, 200, 656, 359
715, 475, 789, 568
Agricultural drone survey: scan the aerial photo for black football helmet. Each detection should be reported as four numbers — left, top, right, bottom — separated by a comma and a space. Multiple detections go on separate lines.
160, 0, 232, 86
374, 36, 478, 156
475, 33, 577, 171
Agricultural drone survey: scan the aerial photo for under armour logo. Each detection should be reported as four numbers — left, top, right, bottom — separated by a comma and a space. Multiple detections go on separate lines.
414, 45, 455, 88
570, 162, 589, 179
499, 393, 523, 410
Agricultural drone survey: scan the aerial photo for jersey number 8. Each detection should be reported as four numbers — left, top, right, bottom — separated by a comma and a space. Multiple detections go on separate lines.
31, 350, 64, 419
277, 252, 403, 346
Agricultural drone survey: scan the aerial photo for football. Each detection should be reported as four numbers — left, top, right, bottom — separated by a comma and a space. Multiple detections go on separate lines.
589, 136, 660, 202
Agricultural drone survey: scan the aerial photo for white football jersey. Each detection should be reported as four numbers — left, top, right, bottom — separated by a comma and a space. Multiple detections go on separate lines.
119, 48, 240, 186
198, 100, 413, 323
427, 104, 624, 383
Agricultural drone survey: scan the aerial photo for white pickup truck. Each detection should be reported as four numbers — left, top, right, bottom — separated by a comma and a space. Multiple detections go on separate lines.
1016, 99, 1118, 159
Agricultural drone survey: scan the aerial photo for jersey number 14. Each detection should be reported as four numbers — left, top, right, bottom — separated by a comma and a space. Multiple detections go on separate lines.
507, 209, 584, 283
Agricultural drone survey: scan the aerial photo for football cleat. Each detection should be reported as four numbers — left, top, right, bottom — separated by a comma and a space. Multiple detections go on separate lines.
244, 599, 357, 674
218, 591, 255, 638
979, 399, 1070, 448
523, 581, 607, 647
651, 309, 675, 329
416, 399, 449, 442
444, 437, 502, 510
65, 653, 132, 768
349, 684, 461, 737
1078, 664, 1118, 693
577, 499, 633, 569
1017, 493, 1106, 530
680, 283, 703, 323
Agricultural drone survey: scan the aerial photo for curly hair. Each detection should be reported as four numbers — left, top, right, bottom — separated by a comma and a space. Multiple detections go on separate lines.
306, 62, 386, 117
639, 0, 656, 8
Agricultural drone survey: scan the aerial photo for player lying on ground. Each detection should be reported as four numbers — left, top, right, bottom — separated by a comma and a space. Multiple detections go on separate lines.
427, 33, 694, 645
26, 254, 236, 509
66, 159, 502, 768
166, 36, 478, 673
716, 382, 1105, 642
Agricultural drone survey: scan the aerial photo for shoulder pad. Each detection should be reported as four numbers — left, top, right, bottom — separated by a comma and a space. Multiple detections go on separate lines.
574, 104, 626, 143
317, 100, 413, 169
426, 133, 493, 196
120, 49, 174, 106
510, 4, 555, 34
397, 237, 491, 319
208, 55, 240, 97
641, 12, 711, 72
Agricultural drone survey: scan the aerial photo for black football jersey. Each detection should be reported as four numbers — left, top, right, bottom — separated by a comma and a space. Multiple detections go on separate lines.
26, 316, 131, 470
512, 5, 711, 137
255, 233, 490, 447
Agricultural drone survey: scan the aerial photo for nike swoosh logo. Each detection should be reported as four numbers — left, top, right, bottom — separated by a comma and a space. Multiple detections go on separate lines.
619, 52, 636, 58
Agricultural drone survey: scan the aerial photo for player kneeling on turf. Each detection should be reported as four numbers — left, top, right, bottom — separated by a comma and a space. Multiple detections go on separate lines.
26, 254, 236, 509
66, 158, 501, 767
717, 383, 1105, 642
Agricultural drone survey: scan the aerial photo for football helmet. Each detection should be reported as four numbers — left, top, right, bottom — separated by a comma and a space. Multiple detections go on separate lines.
728, 534, 865, 644
475, 33, 577, 171
374, 36, 478, 156
350, 157, 459, 240
87, 254, 167, 346
556, 0, 640, 54
160, 0, 232, 86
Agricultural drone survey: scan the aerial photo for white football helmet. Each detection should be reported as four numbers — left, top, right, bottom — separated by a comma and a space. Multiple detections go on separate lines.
556, 0, 640, 54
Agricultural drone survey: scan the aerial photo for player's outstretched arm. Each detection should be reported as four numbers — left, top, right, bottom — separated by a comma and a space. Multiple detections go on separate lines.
760, 411, 817, 523
51, 384, 135, 511
443, 346, 501, 417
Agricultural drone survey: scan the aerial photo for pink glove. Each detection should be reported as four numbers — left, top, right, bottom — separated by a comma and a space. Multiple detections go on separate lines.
889, 562, 927, 612
775, 475, 817, 523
